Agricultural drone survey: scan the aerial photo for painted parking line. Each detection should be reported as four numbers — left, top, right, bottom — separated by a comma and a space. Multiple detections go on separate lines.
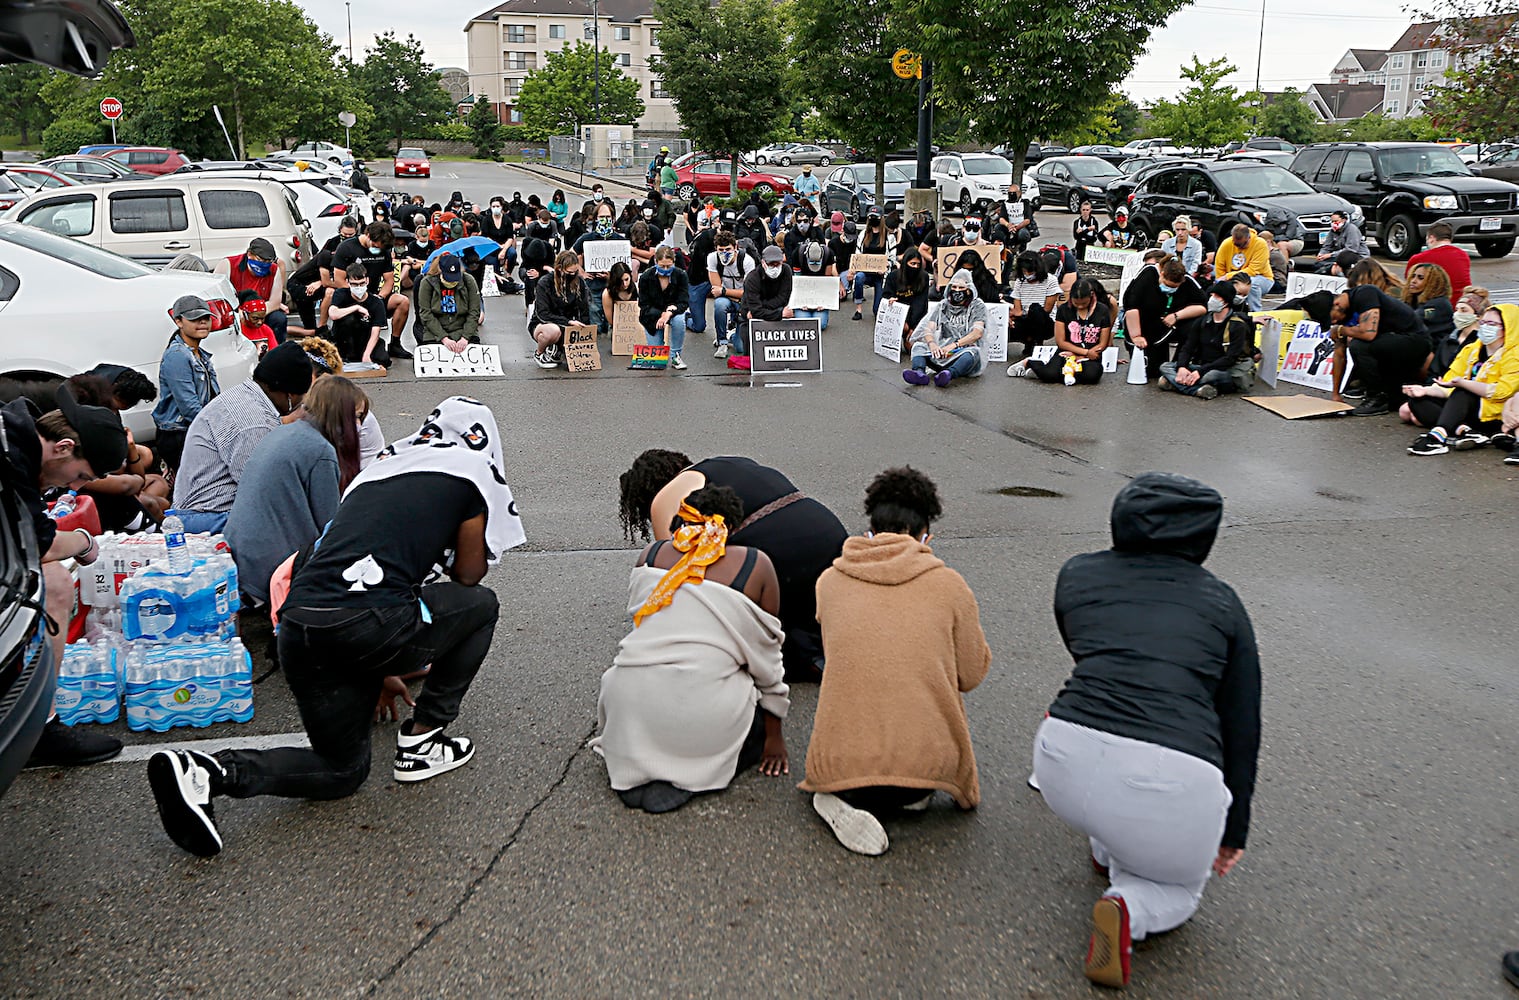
105, 732, 312, 764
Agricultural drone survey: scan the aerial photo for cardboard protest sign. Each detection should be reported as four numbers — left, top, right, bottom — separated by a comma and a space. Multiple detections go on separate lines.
1285, 271, 1347, 299
749, 319, 823, 374
982, 302, 1009, 364
631, 344, 669, 370
873, 299, 908, 363
564, 322, 601, 372
852, 253, 890, 274
787, 275, 840, 312
582, 240, 632, 273
1244, 394, 1353, 419
611, 300, 641, 355
1277, 320, 1352, 393
1030, 345, 1058, 363
414, 343, 503, 377
935, 243, 1002, 286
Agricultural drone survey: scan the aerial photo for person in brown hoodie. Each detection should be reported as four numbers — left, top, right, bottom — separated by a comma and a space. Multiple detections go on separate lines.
801, 467, 991, 855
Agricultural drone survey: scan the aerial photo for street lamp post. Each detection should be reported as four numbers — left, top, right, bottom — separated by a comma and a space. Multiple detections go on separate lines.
593, 0, 601, 122
346, 1, 353, 63
1252, 0, 1266, 130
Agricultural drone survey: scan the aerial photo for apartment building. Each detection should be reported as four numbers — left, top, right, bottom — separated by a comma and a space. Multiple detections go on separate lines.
464, 0, 678, 132
1320, 18, 1503, 121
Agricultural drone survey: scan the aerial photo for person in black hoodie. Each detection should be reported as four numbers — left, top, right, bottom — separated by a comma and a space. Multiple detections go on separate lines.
529, 250, 590, 368
741, 245, 795, 357
735, 205, 769, 263
881, 246, 932, 351
518, 213, 559, 317
478, 196, 519, 292
1032, 472, 1260, 991
1158, 280, 1257, 399
506, 192, 529, 225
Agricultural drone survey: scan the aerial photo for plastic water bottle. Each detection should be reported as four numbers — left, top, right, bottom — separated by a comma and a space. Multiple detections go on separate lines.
162, 514, 193, 575
48, 490, 78, 519
54, 641, 120, 725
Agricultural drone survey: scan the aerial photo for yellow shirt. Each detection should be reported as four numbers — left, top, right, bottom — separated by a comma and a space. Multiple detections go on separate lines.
1214, 232, 1272, 280
1442, 308, 1519, 424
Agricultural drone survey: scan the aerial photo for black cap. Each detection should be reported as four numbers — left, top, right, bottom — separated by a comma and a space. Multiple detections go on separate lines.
1208, 279, 1237, 302
1335, 250, 1361, 272
438, 252, 463, 282
253, 341, 315, 394
247, 237, 277, 260
53, 383, 127, 478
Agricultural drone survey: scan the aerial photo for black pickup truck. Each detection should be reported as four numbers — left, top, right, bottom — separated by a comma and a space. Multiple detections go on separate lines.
1289, 142, 1519, 260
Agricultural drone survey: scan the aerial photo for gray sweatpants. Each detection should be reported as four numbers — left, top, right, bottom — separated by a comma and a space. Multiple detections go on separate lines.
1033, 716, 1231, 940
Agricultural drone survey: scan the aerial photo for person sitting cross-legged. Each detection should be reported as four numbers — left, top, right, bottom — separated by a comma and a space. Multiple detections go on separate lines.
903, 271, 987, 387
1158, 280, 1257, 400
1404, 305, 1519, 456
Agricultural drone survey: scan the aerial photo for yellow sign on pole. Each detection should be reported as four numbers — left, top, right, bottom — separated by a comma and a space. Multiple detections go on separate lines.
891, 48, 922, 80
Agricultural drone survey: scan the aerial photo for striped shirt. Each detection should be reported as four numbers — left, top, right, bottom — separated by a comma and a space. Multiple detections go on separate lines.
172, 380, 280, 513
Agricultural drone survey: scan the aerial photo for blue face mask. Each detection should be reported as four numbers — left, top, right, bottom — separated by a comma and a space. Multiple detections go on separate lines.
596, 219, 615, 235
655, 264, 674, 276
246, 258, 273, 277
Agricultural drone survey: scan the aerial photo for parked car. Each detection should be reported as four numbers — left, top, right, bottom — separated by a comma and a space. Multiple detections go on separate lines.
1289, 141, 1519, 259
0, 221, 258, 442
76, 144, 130, 156
750, 142, 800, 165
0, 166, 76, 191
1123, 138, 1180, 156
0, 440, 51, 801
169, 163, 362, 248
0, 173, 27, 215
1024, 143, 1070, 163
771, 144, 832, 167
669, 150, 752, 172
1471, 146, 1519, 184
1127, 159, 1359, 254
672, 159, 794, 200
932, 152, 1015, 216
1033, 156, 1126, 214
1220, 151, 1296, 169
37, 154, 138, 184
1071, 144, 1130, 165
393, 147, 431, 178
272, 141, 354, 167
9, 175, 314, 271
1103, 157, 1205, 214
102, 146, 190, 176
1454, 142, 1515, 164
822, 161, 915, 220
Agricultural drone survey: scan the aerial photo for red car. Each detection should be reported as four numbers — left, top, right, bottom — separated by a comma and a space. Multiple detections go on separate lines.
0, 165, 76, 192
673, 159, 793, 200
394, 147, 431, 178
103, 146, 189, 175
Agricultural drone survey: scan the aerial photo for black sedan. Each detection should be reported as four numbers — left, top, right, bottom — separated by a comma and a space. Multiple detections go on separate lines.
1070, 144, 1130, 165
1033, 156, 1127, 213
822, 161, 915, 220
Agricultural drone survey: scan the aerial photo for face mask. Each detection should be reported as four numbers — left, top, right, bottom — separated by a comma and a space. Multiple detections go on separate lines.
441, 279, 459, 289
1007, 193, 1019, 202
415, 236, 429, 246
763, 263, 783, 278
842, 235, 855, 245
596, 220, 615, 235
491, 205, 503, 215
719, 251, 735, 264
1208, 296, 1228, 315
1331, 221, 1343, 231
655, 264, 673, 276
366, 245, 381, 255
803, 169, 811, 175
963, 227, 979, 241
593, 191, 604, 201
1159, 280, 1179, 293
642, 208, 654, 218
797, 221, 810, 233
350, 284, 369, 297
1478, 322, 1503, 345
246, 258, 273, 276
1453, 311, 1479, 330
948, 289, 971, 307
905, 264, 920, 274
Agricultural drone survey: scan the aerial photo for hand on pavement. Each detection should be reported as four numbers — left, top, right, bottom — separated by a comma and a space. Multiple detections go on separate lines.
1213, 846, 1244, 877
760, 736, 789, 776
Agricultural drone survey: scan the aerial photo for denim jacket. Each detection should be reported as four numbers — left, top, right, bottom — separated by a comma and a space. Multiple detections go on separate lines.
152, 335, 219, 431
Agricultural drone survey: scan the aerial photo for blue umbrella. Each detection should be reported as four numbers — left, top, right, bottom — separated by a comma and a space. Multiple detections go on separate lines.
423, 235, 503, 273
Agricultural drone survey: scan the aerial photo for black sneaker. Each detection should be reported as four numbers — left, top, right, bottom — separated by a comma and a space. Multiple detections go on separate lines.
1341, 383, 1367, 401
1449, 429, 1490, 451
1407, 432, 1449, 456
1505, 451, 1519, 466
1489, 432, 1516, 452
148, 750, 225, 857
1504, 950, 1519, 988
394, 723, 474, 782
1350, 394, 1391, 416
25, 718, 122, 767
387, 340, 414, 360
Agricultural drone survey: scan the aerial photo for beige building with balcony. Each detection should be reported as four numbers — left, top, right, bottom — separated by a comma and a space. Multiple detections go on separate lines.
464, 0, 679, 132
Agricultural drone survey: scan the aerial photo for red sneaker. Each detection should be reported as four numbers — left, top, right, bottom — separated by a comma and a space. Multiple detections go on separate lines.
1085, 895, 1132, 988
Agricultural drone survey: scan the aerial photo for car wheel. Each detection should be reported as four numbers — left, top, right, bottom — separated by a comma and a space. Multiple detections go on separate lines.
676, 183, 697, 201
1381, 214, 1419, 260
1068, 191, 1083, 214
959, 190, 973, 217
782, 156, 794, 167
756, 156, 767, 165
819, 156, 831, 166
753, 183, 774, 196
329, 156, 342, 165
1475, 236, 1516, 258
850, 197, 860, 220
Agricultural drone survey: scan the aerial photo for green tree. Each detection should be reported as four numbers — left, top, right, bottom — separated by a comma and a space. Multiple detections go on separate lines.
0, 65, 53, 145
467, 97, 505, 159
351, 32, 455, 152
1256, 88, 1320, 145
653, 0, 792, 196
1111, 94, 1143, 143
915, 0, 1193, 178
515, 41, 643, 142
1144, 56, 1251, 150
1417, 2, 1519, 140
790, 0, 920, 205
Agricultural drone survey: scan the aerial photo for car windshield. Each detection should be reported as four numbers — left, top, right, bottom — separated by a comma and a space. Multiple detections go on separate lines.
1071, 160, 1122, 180
964, 156, 1012, 175
1213, 165, 1317, 197
397, 148, 425, 158
0, 223, 154, 278
1381, 147, 1472, 178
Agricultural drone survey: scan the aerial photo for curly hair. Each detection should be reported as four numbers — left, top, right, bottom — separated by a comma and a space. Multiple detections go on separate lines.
678, 485, 743, 534
864, 466, 942, 537
299, 336, 342, 377
618, 448, 693, 542
106, 368, 157, 408
1404, 262, 1452, 306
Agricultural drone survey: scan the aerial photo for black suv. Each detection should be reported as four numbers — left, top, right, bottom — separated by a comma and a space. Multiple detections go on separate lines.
1289, 142, 1519, 260
1126, 159, 1357, 253
0, 424, 55, 798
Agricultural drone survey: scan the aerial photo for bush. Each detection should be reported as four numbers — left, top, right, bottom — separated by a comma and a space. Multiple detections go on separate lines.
432, 122, 473, 143
42, 118, 107, 157
716, 191, 775, 214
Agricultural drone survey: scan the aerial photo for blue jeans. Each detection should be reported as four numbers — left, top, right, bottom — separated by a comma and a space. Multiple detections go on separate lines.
587, 277, 608, 333
169, 509, 229, 534
1159, 362, 1236, 396
912, 351, 979, 379
714, 295, 742, 349
646, 313, 686, 355
1247, 275, 1272, 312
795, 308, 829, 331
853, 272, 884, 312
687, 280, 710, 333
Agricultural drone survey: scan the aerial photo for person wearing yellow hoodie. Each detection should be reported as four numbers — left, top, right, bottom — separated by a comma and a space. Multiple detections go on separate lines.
801, 467, 991, 856
1212, 224, 1273, 311
1403, 304, 1519, 457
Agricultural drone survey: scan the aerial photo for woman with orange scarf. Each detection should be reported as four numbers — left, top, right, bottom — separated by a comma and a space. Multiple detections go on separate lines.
591, 486, 791, 814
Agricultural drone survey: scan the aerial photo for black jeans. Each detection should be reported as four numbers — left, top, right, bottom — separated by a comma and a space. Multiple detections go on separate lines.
217, 583, 499, 801
1350, 333, 1429, 403
331, 316, 389, 366
1030, 355, 1103, 384
1406, 387, 1500, 434
839, 786, 927, 813
1011, 305, 1054, 355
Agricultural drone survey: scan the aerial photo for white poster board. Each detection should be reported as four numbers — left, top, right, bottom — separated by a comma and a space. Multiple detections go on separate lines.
1256, 317, 1283, 388
1030, 345, 1057, 363
582, 240, 632, 274
873, 299, 907, 363
1085, 246, 1148, 301
1277, 320, 1352, 393
414, 343, 504, 377
1284, 272, 1347, 299
1101, 346, 1120, 372
787, 275, 840, 312
982, 302, 1009, 364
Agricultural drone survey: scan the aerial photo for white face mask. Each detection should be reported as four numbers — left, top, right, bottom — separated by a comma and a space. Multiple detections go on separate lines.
797, 221, 810, 233
763, 263, 783, 278
1453, 311, 1479, 330
350, 284, 369, 297
1478, 321, 1503, 345
1208, 296, 1228, 315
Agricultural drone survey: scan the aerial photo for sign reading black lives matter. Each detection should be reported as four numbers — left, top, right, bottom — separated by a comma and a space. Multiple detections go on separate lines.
748, 319, 823, 376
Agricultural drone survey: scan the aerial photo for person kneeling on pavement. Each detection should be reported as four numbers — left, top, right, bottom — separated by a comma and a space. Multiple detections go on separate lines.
801, 467, 990, 856
903, 272, 987, 387
1404, 305, 1519, 457
1159, 281, 1257, 399
149, 397, 527, 857
529, 251, 590, 369
416, 252, 482, 353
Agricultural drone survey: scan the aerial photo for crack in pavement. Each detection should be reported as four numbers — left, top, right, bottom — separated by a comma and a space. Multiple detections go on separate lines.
362, 719, 599, 996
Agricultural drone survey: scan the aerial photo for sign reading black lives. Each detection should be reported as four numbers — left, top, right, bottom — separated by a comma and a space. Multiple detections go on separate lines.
748, 319, 823, 375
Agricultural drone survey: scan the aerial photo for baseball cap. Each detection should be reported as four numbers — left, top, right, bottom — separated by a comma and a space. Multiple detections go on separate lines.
964, 216, 982, 230
438, 252, 463, 282
247, 237, 276, 260
1115, 206, 1129, 218
761, 245, 785, 263
830, 211, 844, 232
1207, 280, 1237, 302
170, 294, 212, 321
53, 383, 127, 478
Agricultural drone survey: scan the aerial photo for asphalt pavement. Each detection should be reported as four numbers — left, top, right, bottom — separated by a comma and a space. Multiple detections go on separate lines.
2, 165, 1517, 998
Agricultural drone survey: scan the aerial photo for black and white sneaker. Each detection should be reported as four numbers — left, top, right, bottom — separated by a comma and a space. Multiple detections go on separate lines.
394, 724, 474, 782
533, 349, 556, 369
148, 750, 225, 857
1407, 432, 1449, 456
1449, 429, 1490, 451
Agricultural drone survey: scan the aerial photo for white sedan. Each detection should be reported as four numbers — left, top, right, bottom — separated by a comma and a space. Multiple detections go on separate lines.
270, 142, 354, 168
0, 222, 258, 442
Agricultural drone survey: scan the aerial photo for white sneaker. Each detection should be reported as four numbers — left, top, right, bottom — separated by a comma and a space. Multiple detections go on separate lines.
394, 725, 474, 782
1007, 360, 1033, 377
533, 350, 556, 369
902, 793, 934, 812
812, 792, 889, 855
671, 353, 688, 371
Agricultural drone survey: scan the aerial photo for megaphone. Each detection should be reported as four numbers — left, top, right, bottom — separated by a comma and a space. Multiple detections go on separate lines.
1126, 345, 1148, 385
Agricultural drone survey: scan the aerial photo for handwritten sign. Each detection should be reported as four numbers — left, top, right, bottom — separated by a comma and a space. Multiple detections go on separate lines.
564, 322, 601, 372
982, 302, 1009, 364
611, 300, 641, 355
749, 319, 823, 375
631, 344, 669, 370
582, 240, 632, 274
934, 243, 1002, 287
787, 275, 840, 312
1084, 246, 1147, 300
1101, 346, 1121, 372
1284, 271, 1347, 299
1278, 320, 1353, 393
873, 299, 908, 363
414, 343, 503, 378
852, 253, 889, 274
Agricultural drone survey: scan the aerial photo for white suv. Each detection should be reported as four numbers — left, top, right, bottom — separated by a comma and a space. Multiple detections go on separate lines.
932, 153, 1041, 216
271, 142, 354, 168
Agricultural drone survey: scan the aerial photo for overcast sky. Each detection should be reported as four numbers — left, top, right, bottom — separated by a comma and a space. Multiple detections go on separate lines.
295, 0, 1425, 105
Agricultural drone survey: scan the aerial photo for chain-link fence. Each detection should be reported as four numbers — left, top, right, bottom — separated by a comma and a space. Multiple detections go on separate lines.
548, 135, 692, 175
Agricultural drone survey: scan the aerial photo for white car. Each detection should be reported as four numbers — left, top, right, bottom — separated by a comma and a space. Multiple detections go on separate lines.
270, 142, 354, 168
931, 153, 1042, 215
0, 222, 258, 442
750, 143, 799, 165
173, 165, 362, 250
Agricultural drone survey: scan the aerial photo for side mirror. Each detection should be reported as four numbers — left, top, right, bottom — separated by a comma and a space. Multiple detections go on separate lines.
1355, 171, 1375, 182
1193, 191, 1211, 204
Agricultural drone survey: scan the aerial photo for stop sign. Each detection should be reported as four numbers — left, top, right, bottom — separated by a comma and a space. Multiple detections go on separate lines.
99, 98, 123, 121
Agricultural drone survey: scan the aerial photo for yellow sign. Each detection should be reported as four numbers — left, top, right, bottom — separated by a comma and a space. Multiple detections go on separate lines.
891, 49, 921, 80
